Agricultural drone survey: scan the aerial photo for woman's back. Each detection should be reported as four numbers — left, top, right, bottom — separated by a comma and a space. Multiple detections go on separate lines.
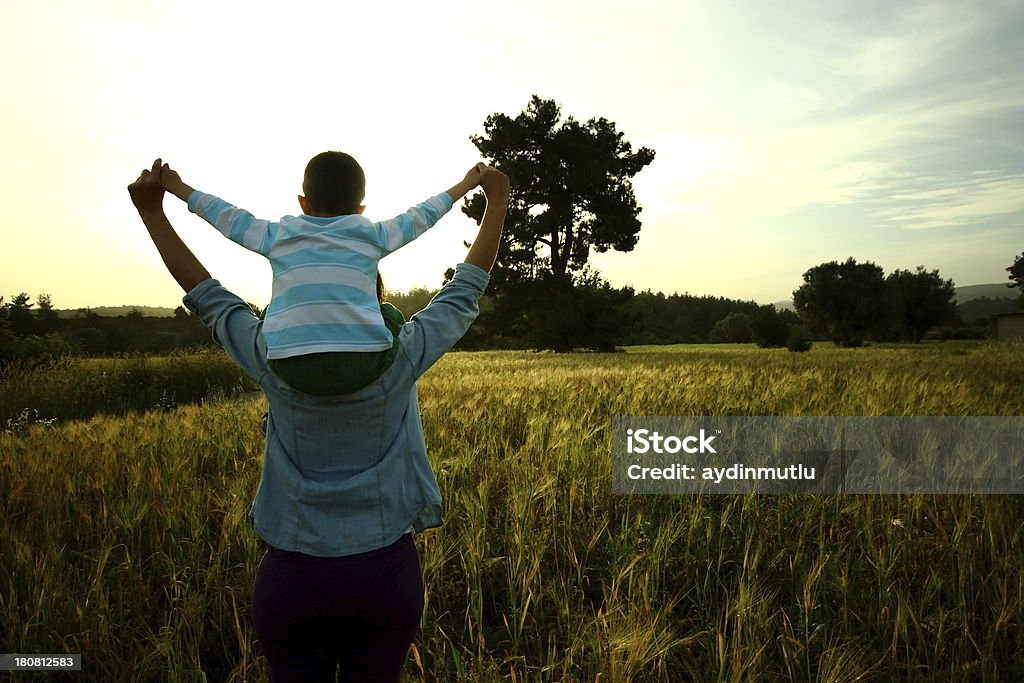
182, 263, 491, 556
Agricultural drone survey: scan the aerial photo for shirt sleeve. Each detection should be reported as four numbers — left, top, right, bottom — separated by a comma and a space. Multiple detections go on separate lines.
402, 262, 489, 379
182, 279, 269, 383
373, 193, 454, 255
187, 190, 278, 257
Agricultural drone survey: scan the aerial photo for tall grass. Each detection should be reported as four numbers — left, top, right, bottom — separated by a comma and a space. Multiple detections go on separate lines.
0, 349, 257, 427
1, 341, 1022, 681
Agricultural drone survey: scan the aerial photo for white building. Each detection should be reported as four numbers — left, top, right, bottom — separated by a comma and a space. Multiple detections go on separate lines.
995, 312, 1024, 341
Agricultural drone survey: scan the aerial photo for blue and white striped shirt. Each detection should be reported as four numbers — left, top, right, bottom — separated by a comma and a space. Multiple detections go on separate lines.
188, 190, 454, 359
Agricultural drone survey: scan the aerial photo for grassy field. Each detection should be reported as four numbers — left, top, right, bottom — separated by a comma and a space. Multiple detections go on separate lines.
1, 342, 1022, 681
0, 349, 256, 428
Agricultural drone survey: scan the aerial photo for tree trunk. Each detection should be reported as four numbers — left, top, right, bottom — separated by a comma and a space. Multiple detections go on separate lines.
549, 229, 562, 276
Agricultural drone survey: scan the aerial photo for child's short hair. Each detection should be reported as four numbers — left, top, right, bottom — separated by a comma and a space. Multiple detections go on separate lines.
302, 151, 365, 215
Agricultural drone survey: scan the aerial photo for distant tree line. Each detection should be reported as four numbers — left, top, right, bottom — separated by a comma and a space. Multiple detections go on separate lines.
791, 258, 1016, 347
4, 240, 1017, 363
0, 263, 1008, 366
445, 255, 1006, 351
0, 293, 214, 366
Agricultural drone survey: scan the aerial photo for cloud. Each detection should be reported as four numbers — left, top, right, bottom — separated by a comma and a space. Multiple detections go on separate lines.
646, 124, 907, 221
873, 172, 1024, 230
643, 1, 1024, 232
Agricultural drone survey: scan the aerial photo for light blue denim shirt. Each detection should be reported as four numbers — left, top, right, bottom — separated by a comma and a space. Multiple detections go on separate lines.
183, 262, 489, 557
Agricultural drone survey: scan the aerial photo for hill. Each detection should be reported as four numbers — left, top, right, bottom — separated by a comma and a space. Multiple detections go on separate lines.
55, 306, 176, 319
952, 283, 1017, 302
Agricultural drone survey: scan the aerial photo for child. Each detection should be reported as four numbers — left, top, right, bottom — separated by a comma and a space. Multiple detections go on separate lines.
159, 152, 484, 395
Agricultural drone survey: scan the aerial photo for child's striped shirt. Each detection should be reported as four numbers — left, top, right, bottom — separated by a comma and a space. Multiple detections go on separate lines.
187, 190, 453, 359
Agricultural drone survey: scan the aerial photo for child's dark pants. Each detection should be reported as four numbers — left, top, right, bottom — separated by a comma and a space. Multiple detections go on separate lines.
251, 533, 424, 682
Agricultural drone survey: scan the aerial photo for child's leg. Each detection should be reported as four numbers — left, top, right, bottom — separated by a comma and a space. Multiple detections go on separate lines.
379, 302, 406, 335
267, 304, 406, 396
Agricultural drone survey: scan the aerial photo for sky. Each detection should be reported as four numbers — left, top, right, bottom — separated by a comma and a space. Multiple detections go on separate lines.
1, 0, 1022, 310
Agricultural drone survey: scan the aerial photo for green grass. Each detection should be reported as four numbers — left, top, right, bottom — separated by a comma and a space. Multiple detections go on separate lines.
0, 349, 257, 428
1, 341, 1022, 681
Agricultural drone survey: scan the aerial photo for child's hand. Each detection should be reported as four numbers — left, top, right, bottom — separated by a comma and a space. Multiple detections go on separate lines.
445, 163, 486, 202
160, 163, 183, 191
159, 162, 195, 202
127, 158, 166, 213
479, 165, 510, 198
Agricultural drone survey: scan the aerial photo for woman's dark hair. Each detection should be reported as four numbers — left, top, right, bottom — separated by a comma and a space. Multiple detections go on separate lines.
376, 274, 385, 303
302, 151, 365, 215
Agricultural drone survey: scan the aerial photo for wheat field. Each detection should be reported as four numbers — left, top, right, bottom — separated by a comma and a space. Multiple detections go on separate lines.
1, 342, 1022, 681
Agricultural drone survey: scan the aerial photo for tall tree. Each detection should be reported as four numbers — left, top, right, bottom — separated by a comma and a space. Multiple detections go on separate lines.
793, 258, 888, 348
886, 267, 956, 342
463, 95, 655, 287
7, 292, 35, 335
36, 293, 58, 322
9, 292, 31, 312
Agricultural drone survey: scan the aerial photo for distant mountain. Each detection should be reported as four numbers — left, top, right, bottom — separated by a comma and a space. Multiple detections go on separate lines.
774, 282, 1017, 312
773, 299, 796, 312
55, 306, 176, 319
952, 283, 1017, 303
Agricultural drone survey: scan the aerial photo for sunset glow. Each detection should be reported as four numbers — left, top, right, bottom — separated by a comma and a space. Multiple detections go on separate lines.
2, 1, 1021, 309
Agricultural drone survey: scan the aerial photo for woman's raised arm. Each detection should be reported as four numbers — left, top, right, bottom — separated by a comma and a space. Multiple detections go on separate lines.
128, 159, 212, 293
465, 167, 510, 273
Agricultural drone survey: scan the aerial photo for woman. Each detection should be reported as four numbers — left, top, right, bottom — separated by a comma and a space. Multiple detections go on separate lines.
128, 158, 510, 682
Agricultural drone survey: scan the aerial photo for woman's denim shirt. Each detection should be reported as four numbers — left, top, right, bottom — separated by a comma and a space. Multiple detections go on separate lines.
183, 263, 489, 557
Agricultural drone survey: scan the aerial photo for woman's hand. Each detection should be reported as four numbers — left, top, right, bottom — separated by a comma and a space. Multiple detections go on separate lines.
462, 162, 485, 187
127, 158, 166, 214
479, 165, 509, 199
129, 158, 212, 293
465, 166, 509, 273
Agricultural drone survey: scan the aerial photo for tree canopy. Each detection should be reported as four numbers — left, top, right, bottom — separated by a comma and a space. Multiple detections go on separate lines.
458, 96, 655, 352
462, 95, 655, 287
792, 258, 888, 348
886, 267, 956, 343
793, 259, 960, 346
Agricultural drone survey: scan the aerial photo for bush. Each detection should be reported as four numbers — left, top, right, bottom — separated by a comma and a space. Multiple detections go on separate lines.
0, 320, 14, 365
490, 272, 635, 352
708, 312, 752, 343
528, 280, 634, 352
786, 325, 813, 352
152, 332, 179, 353
929, 325, 989, 341
73, 327, 106, 355
0, 348, 257, 424
749, 305, 790, 348
9, 333, 81, 365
